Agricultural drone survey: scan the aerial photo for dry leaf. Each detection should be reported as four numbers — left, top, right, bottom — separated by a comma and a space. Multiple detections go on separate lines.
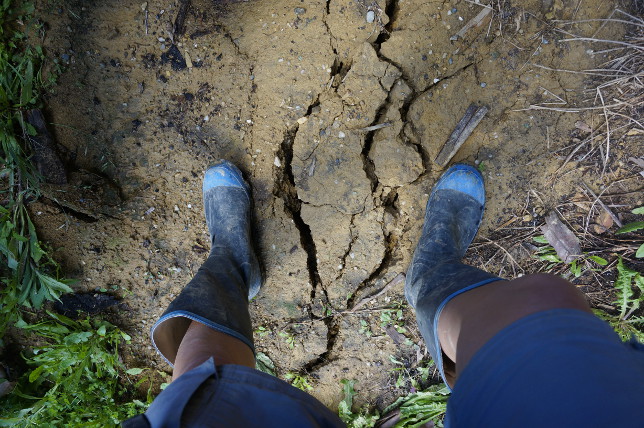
592, 223, 608, 234
629, 157, 644, 178
541, 212, 582, 263
575, 120, 592, 133
597, 210, 614, 230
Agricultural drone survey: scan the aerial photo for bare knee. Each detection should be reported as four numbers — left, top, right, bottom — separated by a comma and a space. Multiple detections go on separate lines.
505, 273, 592, 315
439, 273, 591, 384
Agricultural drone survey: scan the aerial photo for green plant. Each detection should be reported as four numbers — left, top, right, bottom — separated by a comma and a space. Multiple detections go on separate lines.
380, 308, 406, 333
279, 330, 297, 349
382, 385, 450, 427
0, 0, 68, 335
389, 356, 430, 390
616, 206, 644, 258
338, 379, 379, 428
532, 235, 607, 278
594, 258, 644, 342
254, 325, 270, 337
359, 319, 373, 337
284, 372, 313, 391
255, 352, 276, 376
0, 312, 149, 427
0, 204, 73, 328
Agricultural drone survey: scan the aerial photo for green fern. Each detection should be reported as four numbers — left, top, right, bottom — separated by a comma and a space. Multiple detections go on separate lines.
595, 258, 644, 342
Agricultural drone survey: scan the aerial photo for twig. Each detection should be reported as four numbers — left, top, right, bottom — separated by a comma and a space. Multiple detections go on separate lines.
515, 103, 624, 113
173, 0, 191, 37
348, 273, 405, 313
435, 104, 488, 167
559, 37, 644, 52
595, 86, 610, 175
482, 238, 525, 274
581, 182, 623, 228
358, 122, 392, 132
451, 7, 493, 41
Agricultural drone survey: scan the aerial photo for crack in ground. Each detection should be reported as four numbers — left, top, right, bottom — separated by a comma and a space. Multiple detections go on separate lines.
273, 126, 322, 303
322, 0, 338, 55
374, 0, 400, 47
301, 317, 340, 373
360, 99, 391, 193
397, 78, 431, 174
335, 214, 358, 281
346, 229, 398, 309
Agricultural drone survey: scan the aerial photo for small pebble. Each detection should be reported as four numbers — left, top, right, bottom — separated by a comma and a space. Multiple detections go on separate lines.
480, 82, 487, 88
274, 156, 281, 167
338, 131, 346, 138
294, 7, 306, 15
366, 10, 375, 23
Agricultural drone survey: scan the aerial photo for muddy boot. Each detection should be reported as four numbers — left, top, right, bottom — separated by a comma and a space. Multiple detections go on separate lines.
405, 164, 504, 386
151, 160, 262, 366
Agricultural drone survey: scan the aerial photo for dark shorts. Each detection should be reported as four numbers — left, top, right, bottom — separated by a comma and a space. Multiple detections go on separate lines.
122, 358, 344, 428
445, 309, 644, 427
125, 309, 644, 428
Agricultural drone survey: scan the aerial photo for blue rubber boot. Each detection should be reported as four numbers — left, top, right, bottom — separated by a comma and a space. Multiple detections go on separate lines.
151, 160, 262, 366
405, 164, 504, 387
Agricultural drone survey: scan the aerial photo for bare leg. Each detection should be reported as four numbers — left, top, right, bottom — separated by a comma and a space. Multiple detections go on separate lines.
172, 320, 255, 380
438, 273, 592, 385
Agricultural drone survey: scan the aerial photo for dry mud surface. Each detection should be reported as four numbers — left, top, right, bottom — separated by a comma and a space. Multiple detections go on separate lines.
31, 0, 642, 410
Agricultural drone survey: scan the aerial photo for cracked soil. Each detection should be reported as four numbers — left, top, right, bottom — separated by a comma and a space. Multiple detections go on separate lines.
28, 0, 642, 412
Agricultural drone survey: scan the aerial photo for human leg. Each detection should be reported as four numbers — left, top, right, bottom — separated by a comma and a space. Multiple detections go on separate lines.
124, 161, 347, 428
437, 273, 592, 380
406, 164, 599, 387
405, 164, 503, 387
150, 160, 262, 373
172, 321, 254, 380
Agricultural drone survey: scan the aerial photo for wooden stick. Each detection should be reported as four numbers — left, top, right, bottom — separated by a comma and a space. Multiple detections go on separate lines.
348, 273, 405, 313
581, 182, 623, 228
173, 0, 191, 37
434, 104, 488, 167
451, 7, 493, 41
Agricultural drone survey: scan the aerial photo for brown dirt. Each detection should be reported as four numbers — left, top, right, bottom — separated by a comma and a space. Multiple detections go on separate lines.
27, 0, 643, 412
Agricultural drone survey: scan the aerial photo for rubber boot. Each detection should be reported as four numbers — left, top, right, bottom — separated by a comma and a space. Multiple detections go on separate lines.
151, 160, 262, 366
405, 164, 504, 387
